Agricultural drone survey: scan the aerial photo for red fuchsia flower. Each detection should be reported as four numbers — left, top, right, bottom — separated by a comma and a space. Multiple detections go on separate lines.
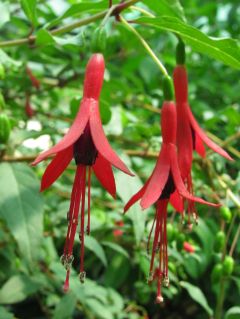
32, 54, 133, 292
26, 66, 40, 90
183, 241, 195, 253
173, 41, 233, 224
124, 77, 220, 303
25, 94, 35, 118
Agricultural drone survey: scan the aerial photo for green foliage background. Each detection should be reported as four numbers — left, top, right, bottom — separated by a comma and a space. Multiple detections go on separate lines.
0, 1, 239, 318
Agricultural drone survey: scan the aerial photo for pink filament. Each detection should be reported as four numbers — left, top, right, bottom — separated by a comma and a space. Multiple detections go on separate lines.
63, 270, 70, 293
148, 199, 169, 302
87, 167, 92, 235
80, 167, 86, 273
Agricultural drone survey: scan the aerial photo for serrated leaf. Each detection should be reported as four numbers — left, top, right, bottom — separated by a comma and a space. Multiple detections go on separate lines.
0, 163, 44, 264
0, 275, 39, 304
0, 2, 10, 28
138, 16, 240, 69
84, 236, 107, 267
20, 0, 37, 26
102, 241, 129, 259
180, 281, 213, 315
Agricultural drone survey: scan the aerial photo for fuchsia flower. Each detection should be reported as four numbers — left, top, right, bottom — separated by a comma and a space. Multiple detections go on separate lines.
25, 94, 35, 118
32, 54, 132, 291
26, 66, 40, 90
173, 62, 233, 221
124, 96, 220, 303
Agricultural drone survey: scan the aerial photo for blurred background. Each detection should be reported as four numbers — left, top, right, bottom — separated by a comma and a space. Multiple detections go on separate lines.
0, 1, 239, 318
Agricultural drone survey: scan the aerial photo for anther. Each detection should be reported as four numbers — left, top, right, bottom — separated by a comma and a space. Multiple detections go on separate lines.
148, 271, 154, 283
79, 271, 86, 284
156, 295, 164, 304
162, 276, 169, 288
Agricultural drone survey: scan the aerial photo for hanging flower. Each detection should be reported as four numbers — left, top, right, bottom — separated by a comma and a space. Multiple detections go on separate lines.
124, 86, 220, 303
173, 41, 233, 222
26, 66, 40, 90
32, 54, 133, 291
25, 94, 35, 118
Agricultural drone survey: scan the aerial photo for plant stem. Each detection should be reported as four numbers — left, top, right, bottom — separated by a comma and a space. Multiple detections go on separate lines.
100, 3, 117, 27
0, 0, 139, 48
120, 16, 168, 76
215, 278, 226, 319
229, 224, 240, 256
130, 6, 155, 17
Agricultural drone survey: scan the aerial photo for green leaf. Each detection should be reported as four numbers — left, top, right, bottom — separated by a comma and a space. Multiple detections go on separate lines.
0, 49, 21, 68
20, 0, 37, 26
0, 163, 44, 264
100, 101, 112, 125
84, 236, 107, 267
36, 29, 55, 46
0, 306, 14, 319
102, 241, 129, 259
225, 307, 240, 319
138, 16, 240, 69
53, 292, 77, 319
146, 0, 186, 21
0, 275, 39, 304
85, 299, 113, 319
0, 2, 10, 28
45, 1, 107, 29
180, 281, 213, 316
115, 170, 145, 245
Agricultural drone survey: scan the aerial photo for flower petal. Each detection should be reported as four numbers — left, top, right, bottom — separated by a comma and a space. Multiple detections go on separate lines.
169, 144, 221, 207
89, 102, 133, 176
194, 130, 206, 157
170, 190, 184, 212
32, 98, 91, 165
40, 146, 73, 191
176, 103, 193, 179
187, 106, 233, 161
124, 178, 150, 213
93, 153, 116, 198
140, 145, 170, 209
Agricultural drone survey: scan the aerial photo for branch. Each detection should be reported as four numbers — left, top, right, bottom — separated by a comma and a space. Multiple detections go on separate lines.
0, 0, 139, 48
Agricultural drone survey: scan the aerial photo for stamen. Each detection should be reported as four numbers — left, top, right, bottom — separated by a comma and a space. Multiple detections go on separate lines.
148, 271, 154, 283
87, 167, 92, 235
79, 271, 86, 284
79, 167, 86, 275
63, 269, 70, 293
156, 272, 164, 304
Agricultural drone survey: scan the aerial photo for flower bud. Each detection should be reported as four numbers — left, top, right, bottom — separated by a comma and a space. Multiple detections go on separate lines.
0, 113, 11, 144
91, 27, 107, 54
220, 206, 232, 223
222, 256, 234, 276
211, 263, 223, 283
214, 231, 226, 252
